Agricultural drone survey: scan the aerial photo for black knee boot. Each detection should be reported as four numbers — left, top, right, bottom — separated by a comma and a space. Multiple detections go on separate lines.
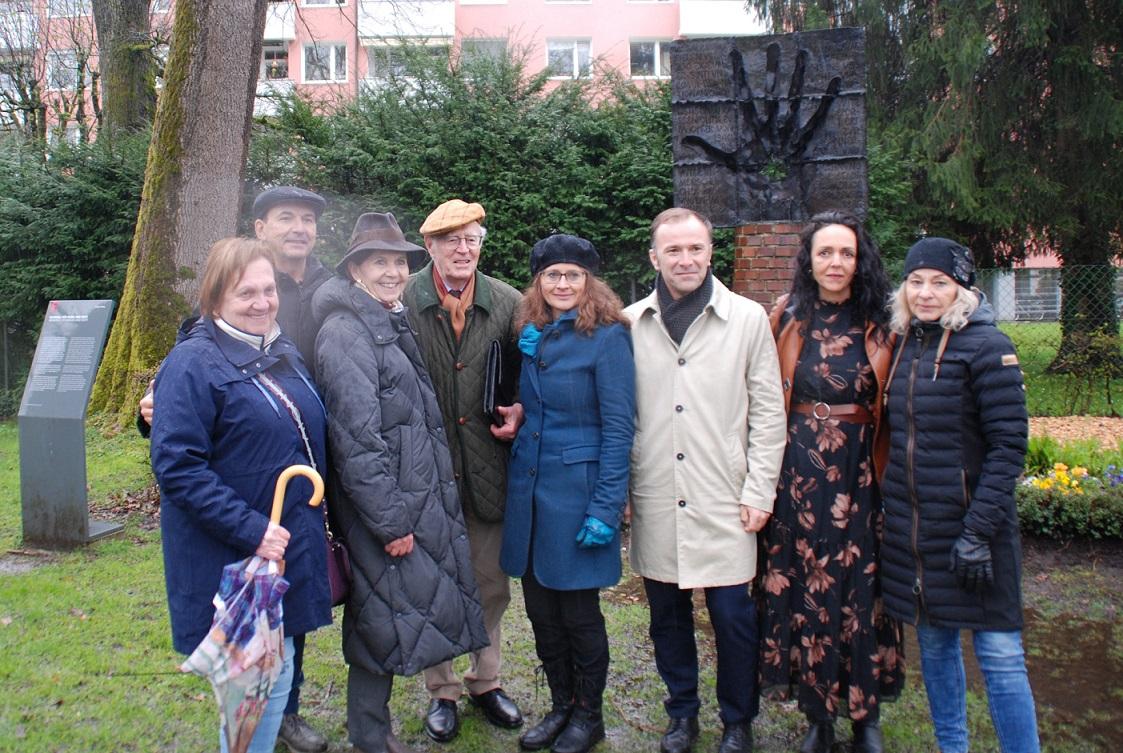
550, 671, 605, 753
519, 659, 574, 751
798, 714, 834, 753
851, 712, 883, 753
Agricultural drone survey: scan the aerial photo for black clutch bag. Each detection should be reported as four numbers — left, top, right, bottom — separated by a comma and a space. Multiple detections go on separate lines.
483, 339, 504, 426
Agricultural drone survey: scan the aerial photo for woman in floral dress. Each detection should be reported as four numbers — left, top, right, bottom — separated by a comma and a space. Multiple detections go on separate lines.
761, 212, 904, 753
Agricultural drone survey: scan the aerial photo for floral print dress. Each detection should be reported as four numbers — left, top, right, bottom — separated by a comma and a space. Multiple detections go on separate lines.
759, 300, 904, 722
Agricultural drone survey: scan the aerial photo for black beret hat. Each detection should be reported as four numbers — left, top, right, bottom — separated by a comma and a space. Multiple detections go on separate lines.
252, 186, 327, 219
529, 233, 601, 277
903, 237, 976, 288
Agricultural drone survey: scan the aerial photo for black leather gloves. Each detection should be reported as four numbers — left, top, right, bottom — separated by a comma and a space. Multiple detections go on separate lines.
950, 528, 994, 592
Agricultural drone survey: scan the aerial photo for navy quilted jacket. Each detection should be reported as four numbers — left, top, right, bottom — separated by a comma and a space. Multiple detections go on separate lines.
880, 302, 1028, 630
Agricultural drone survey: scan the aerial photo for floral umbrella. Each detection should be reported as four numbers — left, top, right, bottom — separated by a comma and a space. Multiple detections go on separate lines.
180, 465, 323, 753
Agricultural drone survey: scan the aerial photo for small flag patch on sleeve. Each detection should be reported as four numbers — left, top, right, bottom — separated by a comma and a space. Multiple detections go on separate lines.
1001, 354, 1019, 366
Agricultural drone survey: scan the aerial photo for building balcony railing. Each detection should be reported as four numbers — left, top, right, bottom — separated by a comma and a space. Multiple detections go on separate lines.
0, 8, 39, 51
264, 1, 296, 41
678, 0, 764, 37
358, 0, 455, 41
255, 77, 294, 117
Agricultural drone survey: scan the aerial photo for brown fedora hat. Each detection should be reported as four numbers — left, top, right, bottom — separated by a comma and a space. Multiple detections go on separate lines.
336, 212, 425, 275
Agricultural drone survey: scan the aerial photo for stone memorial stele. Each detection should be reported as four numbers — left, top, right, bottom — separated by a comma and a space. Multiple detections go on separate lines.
671, 28, 868, 226
19, 299, 122, 548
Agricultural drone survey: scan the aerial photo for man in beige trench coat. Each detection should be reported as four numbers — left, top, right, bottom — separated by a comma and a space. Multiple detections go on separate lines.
625, 208, 787, 753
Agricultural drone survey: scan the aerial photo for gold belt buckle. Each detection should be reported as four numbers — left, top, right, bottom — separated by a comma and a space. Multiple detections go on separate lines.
812, 401, 831, 420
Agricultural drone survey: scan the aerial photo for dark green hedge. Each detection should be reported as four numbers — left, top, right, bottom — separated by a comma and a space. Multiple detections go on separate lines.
1017, 484, 1123, 540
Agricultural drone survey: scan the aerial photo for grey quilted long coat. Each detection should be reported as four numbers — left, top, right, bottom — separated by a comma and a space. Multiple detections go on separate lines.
312, 276, 488, 677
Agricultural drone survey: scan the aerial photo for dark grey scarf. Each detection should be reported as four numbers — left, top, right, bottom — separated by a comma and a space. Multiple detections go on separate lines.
656, 269, 713, 345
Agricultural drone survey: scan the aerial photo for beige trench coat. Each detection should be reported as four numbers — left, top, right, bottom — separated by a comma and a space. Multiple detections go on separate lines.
625, 278, 787, 589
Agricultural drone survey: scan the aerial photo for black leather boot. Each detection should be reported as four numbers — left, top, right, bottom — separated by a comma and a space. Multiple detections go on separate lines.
798, 718, 835, 753
520, 659, 574, 751
551, 708, 605, 753
852, 718, 884, 753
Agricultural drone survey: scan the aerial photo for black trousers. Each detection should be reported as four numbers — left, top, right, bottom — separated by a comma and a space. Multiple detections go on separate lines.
347, 664, 395, 753
522, 559, 609, 712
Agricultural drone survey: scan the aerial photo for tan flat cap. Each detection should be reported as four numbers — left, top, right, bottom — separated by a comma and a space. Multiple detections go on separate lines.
419, 199, 486, 236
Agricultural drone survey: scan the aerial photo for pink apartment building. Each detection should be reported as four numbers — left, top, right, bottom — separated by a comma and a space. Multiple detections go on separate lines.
0, 0, 763, 138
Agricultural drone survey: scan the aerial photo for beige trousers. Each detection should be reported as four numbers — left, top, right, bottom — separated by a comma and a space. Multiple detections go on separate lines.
424, 516, 510, 699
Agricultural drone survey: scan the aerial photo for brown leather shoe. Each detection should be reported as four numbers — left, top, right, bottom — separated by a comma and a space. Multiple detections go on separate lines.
387, 730, 419, 753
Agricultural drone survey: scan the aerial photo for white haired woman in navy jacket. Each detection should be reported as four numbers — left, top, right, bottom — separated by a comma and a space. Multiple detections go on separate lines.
880, 238, 1039, 753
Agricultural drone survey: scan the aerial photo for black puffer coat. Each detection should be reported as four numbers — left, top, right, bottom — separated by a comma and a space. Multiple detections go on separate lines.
312, 276, 489, 676
880, 302, 1028, 630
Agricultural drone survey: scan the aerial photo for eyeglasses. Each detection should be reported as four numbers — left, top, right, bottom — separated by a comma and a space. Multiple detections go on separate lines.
441, 234, 484, 250
542, 270, 587, 284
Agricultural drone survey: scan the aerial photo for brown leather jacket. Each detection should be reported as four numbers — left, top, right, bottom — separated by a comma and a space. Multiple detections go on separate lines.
768, 294, 895, 481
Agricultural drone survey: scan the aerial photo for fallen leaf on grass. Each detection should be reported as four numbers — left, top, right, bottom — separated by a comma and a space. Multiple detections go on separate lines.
0, 617, 11, 626
1035, 573, 1049, 583
68, 608, 88, 620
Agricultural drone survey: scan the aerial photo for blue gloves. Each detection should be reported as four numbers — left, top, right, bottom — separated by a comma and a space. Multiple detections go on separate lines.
575, 515, 616, 549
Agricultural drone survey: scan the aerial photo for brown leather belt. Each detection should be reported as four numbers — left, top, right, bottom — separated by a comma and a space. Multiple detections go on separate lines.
792, 401, 874, 424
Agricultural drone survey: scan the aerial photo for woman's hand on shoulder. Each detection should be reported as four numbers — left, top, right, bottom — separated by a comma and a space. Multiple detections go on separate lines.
255, 522, 290, 561
384, 533, 414, 557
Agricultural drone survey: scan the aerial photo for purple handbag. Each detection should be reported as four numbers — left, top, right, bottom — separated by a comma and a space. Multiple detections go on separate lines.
326, 530, 352, 607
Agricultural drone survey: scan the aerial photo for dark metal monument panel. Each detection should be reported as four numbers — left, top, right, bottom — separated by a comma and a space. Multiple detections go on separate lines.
19, 300, 121, 548
671, 28, 868, 226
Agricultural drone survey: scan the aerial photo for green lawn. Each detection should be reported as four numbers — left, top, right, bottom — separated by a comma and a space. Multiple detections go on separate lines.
0, 420, 1114, 751
1000, 322, 1123, 417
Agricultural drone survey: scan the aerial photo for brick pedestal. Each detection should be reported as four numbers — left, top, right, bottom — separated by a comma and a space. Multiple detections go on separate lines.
731, 222, 802, 308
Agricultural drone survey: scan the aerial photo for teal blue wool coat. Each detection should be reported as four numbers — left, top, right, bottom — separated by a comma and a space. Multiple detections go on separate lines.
500, 312, 636, 590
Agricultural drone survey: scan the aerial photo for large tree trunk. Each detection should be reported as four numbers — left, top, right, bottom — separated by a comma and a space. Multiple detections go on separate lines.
1049, 218, 1122, 376
91, 0, 155, 138
90, 0, 270, 426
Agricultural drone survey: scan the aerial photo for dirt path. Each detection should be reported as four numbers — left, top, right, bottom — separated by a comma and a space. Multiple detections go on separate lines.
1030, 416, 1122, 447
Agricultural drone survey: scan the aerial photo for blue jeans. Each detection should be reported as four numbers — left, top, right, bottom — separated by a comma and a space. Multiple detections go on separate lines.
219, 634, 295, 753
915, 623, 1039, 753
643, 578, 760, 725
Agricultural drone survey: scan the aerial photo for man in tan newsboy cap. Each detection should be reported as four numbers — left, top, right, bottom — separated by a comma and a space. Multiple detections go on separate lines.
402, 200, 526, 742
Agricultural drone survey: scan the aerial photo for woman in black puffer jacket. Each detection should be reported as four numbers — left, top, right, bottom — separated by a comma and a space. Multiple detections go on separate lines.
312, 213, 489, 753
880, 238, 1039, 753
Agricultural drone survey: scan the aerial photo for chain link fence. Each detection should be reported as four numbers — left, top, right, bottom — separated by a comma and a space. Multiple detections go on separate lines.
976, 265, 1123, 417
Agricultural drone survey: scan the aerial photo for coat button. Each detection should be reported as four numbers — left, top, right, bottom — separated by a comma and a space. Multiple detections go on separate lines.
676, 453, 684, 460
678, 358, 686, 365
458, 417, 467, 425
532, 432, 540, 439
255, 362, 261, 368
455, 361, 465, 370
538, 360, 546, 368
678, 499, 686, 507
675, 404, 684, 412
529, 468, 536, 476
389, 564, 396, 570
241, 369, 247, 374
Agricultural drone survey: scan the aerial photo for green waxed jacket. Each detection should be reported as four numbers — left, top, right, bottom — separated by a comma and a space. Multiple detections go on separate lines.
403, 261, 523, 523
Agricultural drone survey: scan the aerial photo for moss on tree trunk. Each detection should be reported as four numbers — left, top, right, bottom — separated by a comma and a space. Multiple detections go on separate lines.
89, 0, 270, 427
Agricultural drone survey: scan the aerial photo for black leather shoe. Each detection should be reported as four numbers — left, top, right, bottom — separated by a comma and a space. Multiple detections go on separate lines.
551, 709, 604, 753
469, 687, 524, 728
798, 720, 834, 753
659, 716, 699, 753
518, 706, 572, 750
424, 699, 459, 743
717, 722, 753, 753
852, 719, 884, 753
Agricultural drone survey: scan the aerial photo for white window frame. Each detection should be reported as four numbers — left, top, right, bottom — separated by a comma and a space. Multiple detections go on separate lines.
546, 38, 591, 80
303, 42, 347, 84
262, 41, 290, 81
46, 0, 92, 17
629, 39, 671, 79
46, 49, 78, 91
150, 0, 171, 13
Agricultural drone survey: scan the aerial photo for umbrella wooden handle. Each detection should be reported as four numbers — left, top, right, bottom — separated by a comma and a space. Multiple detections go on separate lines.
270, 465, 324, 524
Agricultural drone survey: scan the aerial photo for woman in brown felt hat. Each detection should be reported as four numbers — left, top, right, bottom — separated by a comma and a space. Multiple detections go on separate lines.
310, 213, 488, 753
